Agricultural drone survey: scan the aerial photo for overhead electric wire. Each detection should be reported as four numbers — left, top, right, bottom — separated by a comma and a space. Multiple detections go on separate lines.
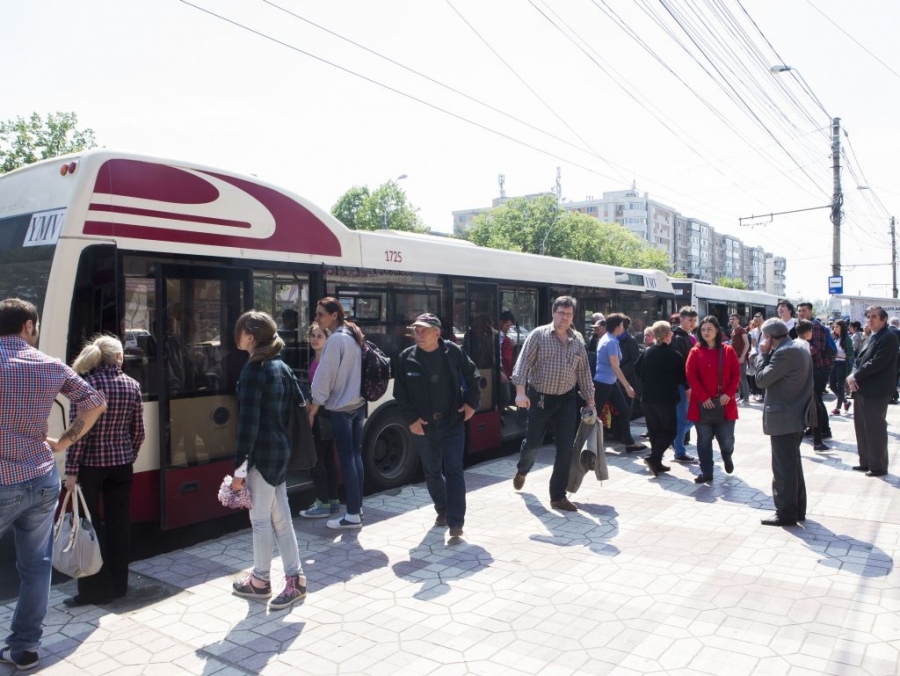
656, 0, 829, 199
803, 0, 900, 82
443, 0, 607, 166
528, 0, 758, 200
260, 0, 627, 182
179, 0, 626, 184
611, 0, 828, 204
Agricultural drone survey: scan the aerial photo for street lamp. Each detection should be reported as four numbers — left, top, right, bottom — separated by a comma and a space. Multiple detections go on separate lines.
382, 174, 407, 230
770, 64, 842, 279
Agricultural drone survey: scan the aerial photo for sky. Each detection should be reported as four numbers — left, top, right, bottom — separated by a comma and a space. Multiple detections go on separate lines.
3, 0, 899, 302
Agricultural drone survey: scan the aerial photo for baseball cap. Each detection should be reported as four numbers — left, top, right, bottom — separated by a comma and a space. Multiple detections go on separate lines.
591, 312, 606, 327
409, 313, 442, 329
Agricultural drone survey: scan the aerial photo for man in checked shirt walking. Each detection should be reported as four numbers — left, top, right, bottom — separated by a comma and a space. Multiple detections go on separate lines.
0, 299, 107, 671
512, 296, 596, 512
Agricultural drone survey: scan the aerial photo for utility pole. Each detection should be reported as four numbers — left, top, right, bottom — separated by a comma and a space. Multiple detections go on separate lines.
892, 216, 897, 298
831, 117, 842, 278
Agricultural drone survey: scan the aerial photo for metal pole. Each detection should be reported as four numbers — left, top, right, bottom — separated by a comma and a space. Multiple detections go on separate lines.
831, 117, 842, 278
892, 216, 897, 298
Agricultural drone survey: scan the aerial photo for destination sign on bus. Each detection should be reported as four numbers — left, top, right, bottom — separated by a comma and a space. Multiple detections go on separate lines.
23, 208, 65, 247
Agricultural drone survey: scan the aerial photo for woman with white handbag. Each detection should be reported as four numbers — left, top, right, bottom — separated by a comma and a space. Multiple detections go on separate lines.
63, 335, 145, 607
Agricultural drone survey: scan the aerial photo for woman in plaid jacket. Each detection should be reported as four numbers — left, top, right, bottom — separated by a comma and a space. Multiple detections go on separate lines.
229, 311, 306, 611
64, 335, 144, 607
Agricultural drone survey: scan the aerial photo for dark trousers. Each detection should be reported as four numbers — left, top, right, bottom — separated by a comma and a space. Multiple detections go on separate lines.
854, 393, 891, 474
331, 404, 366, 516
77, 463, 133, 600
593, 381, 636, 446
416, 417, 466, 528
643, 402, 677, 467
812, 367, 831, 443
829, 361, 848, 410
517, 389, 578, 501
311, 438, 340, 504
770, 432, 806, 522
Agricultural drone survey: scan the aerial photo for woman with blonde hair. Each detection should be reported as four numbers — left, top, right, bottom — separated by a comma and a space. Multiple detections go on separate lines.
635, 322, 686, 477
63, 335, 145, 607
230, 310, 306, 611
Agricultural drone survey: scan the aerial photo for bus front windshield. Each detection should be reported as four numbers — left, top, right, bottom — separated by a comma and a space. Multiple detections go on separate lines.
0, 213, 56, 316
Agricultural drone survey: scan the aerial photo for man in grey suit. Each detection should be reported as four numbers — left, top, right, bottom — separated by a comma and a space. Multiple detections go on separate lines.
754, 318, 813, 527
846, 305, 900, 477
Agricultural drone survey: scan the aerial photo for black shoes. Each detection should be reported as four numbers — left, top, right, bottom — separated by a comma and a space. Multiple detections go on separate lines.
866, 470, 887, 477
63, 596, 111, 608
644, 458, 659, 478
0, 647, 38, 671
624, 443, 647, 452
852, 465, 869, 472
694, 474, 713, 484
813, 444, 830, 452
761, 517, 798, 527
723, 455, 734, 474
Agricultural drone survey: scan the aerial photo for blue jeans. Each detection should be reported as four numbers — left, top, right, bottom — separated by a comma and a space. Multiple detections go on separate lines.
331, 404, 366, 516
416, 417, 466, 528
517, 389, 578, 501
673, 385, 693, 458
696, 420, 736, 477
0, 466, 60, 653
246, 467, 302, 581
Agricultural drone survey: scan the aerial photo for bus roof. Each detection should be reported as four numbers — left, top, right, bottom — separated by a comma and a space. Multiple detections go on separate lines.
1, 150, 673, 295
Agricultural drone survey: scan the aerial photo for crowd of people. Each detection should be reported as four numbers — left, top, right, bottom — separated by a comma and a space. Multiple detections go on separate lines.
2, 291, 899, 668
506, 296, 899, 524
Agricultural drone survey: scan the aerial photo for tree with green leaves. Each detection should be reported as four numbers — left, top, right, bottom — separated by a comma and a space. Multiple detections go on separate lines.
466, 195, 671, 272
717, 276, 748, 289
0, 112, 96, 174
331, 181, 426, 232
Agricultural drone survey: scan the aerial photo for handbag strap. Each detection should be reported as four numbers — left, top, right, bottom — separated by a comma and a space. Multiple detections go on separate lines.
74, 485, 93, 524
716, 348, 723, 396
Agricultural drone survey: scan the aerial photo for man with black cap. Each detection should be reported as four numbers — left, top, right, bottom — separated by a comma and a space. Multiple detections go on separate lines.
754, 318, 813, 527
393, 313, 481, 537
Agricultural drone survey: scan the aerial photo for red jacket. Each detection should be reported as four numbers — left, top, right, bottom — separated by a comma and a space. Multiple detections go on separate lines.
685, 343, 741, 423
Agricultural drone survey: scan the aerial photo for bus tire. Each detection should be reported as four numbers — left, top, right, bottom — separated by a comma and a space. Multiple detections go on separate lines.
363, 408, 420, 492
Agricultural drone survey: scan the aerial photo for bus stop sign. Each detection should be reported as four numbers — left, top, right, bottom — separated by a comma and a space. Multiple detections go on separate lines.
828, 276, 843, 295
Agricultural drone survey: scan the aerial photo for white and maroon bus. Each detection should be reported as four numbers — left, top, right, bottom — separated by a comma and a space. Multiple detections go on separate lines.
0, 150, 675, 529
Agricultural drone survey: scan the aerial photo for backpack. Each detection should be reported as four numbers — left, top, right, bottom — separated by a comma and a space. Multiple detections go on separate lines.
360, 339, 391, 402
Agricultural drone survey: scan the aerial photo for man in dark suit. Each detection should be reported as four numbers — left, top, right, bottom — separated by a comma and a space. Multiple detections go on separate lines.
754, 318, 813, 527
846, 306, 900, 477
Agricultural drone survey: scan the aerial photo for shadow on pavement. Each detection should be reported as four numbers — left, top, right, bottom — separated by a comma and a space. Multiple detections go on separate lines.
392, 529, 494, 600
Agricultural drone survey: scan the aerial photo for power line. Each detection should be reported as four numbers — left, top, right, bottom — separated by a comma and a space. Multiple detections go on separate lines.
179, 0, 626, 183
443, 0, 606, 164
804, 0, 900, 82
260, 0, 625, 179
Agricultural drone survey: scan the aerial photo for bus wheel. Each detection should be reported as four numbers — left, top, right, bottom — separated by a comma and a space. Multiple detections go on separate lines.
364, 409, 419, 492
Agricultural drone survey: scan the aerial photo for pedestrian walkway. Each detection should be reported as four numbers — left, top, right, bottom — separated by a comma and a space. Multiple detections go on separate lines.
6, 397, 900, 675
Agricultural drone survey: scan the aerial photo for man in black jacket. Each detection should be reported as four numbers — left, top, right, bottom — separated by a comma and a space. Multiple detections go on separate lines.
846, 306, 900, 477
671, 307, 698, 462
393, 313, 481, 537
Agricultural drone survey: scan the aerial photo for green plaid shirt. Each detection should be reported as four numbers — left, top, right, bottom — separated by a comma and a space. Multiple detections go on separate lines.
234, 357, 300, 487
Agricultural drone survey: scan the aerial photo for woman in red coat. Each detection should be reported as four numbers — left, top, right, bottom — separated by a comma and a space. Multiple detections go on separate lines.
686, 316, 741, 484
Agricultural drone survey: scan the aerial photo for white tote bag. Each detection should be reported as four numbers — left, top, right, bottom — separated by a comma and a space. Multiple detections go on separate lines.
52, 485, 103, 579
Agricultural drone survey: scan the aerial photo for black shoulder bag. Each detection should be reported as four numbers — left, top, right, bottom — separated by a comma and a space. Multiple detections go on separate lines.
698, 348, 726, 425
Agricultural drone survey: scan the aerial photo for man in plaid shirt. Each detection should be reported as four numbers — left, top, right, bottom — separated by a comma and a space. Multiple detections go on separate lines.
0, 299, 107, 671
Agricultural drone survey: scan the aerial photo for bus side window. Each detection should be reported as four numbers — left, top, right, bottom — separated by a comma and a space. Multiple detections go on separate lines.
67, 244, 120, 366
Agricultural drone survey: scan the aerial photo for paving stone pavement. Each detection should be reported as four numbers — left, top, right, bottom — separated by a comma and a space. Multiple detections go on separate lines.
5, 396, 900, 675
